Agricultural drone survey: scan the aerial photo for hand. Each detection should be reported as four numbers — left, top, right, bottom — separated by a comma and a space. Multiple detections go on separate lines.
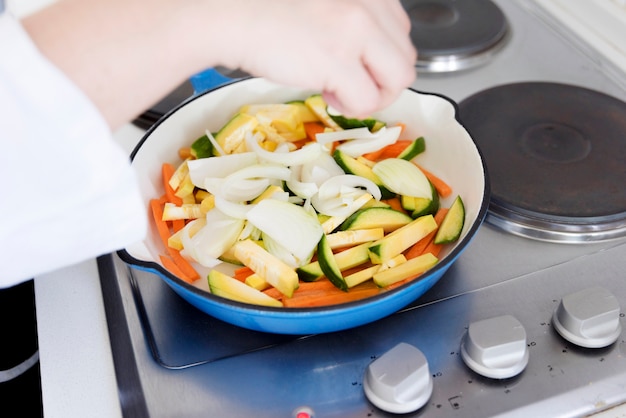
216, 0, 417, 117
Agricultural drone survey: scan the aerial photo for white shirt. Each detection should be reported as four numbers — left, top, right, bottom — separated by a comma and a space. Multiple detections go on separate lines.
0, 10, 147, 286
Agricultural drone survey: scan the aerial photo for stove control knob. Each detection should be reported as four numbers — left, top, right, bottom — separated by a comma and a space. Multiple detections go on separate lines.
461, 314, 529, 379
363, 342, 433, 414
552, 286, 622, 348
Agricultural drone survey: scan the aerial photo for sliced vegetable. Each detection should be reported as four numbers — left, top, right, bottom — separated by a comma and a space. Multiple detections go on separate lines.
296, 241, 372, 282
187, 152, 257, 188
190, 134, 216, 159
304, 94, 341, 129
233, 239, 299, 298
327, 106, 385, 131
373, 253, 438, 287
372, 158, 431, 199
340, 207, 413, 233
368, 214, 438, 264
325, 228, 384, 249
208, 269, 282, 307
415, 164, 453, 198
333, 149, 395, 198
434, 195, 465, 244
246, 199, 323, 265
215, 112, 258, 154
397, 137, 426, 160
317, 235, 348, 291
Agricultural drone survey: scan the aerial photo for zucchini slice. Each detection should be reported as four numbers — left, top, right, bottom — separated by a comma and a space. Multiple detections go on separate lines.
434, 195, 465, 244
397, 137, 426, 160
317, 235, 348, 291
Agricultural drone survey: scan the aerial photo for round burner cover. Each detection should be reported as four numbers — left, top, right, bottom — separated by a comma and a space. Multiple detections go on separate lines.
458, 82, 626, 242
402, 0, 509, 72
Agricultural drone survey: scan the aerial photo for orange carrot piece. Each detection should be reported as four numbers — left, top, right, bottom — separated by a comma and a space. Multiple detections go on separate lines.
415, 164, 453, 198
150, 197, 199, 282
361, 148, 386, 162
159, 255, 194, 284
361, 140, 413, 162
233, 266, 255, 282
263, 287, 284, 300
405, 207, 448, 260
150, 197, 171, 248
162, 163, 183, 205
304, 121, 326, 142
167, 249, 200, 282
290, 138, 309, 150
382, 196, 405, 213
171, 219, 186, 233
422, 240, 444, 258
379, 140, 414, 160
283, 282, 380, 308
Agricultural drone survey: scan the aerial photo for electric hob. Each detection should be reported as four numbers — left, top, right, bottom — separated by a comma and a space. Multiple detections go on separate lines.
102, 1, 626, 416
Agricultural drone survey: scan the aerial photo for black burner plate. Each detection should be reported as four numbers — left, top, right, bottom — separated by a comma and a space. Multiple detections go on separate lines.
402, 0, 508, 68
459, 82, 626, 232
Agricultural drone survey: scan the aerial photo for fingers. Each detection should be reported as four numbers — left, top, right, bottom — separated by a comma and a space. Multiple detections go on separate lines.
321, 1, 416, 117
217, 0, 416, 117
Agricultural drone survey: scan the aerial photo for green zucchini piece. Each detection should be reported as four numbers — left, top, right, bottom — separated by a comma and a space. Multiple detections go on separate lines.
190, 134, 216, 159
297, 241, 371, 284
317, 235, 348, 291
333, 149, 395, 199
434, 195, 465, 244
412, 181, 440, 218
327, 107, 386, 132
340, 207, 412, 233
397, 137, 426, 160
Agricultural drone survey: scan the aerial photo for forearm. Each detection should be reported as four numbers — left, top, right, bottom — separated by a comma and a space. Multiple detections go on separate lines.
21, 0, 227, 130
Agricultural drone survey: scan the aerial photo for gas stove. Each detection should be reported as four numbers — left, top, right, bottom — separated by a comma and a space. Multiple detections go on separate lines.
104, 1, 626, 417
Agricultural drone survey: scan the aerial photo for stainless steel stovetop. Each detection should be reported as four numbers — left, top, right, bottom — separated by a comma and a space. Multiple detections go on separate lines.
101, 1, 626, 417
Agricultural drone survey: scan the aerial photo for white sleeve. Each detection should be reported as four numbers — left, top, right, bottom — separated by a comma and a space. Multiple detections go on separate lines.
0, 11, 147, 286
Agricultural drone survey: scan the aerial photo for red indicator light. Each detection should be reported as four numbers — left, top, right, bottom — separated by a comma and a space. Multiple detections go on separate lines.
293, 406, 314, 418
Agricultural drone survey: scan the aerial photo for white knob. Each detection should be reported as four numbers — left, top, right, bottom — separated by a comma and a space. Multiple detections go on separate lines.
363, 342, 433, 414
552, 287, 622, 348
461, 314, 529, 379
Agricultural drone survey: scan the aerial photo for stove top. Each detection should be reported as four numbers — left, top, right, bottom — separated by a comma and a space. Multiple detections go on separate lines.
402, 0, 510, 73
459, 81, 626, 242
103, 1, 626, 417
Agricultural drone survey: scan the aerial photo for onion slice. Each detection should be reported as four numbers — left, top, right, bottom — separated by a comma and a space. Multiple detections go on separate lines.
246, 199, 323, 265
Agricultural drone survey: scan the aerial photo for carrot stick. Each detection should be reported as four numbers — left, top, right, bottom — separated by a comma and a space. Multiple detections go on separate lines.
159, 255, 194, 284
290, 138, 309, 150
283, 281, 380, 308
405, 207, 448, 259
422, 239, 444, 258
382, 196, 405, 213
167, 249, 200, 282
304, 121, 326, 142
362, 140, 413, 162
361, 148, 386, 162
150, 197, 171, 248
415, 164, 453, 198
377, 140, 414, 160
150, 197, 199, 282
162, 163, 183, 205
171, 219, 186, 233
263, 287, 284, 300
233, 266, 255, 282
